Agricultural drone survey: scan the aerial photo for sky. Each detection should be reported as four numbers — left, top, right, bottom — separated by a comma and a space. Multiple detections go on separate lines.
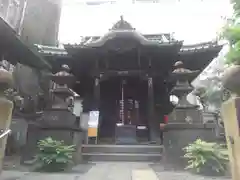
58, 0, 233, 45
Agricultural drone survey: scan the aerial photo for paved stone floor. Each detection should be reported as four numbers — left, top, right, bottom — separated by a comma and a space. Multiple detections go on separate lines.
1, 162, 232, 180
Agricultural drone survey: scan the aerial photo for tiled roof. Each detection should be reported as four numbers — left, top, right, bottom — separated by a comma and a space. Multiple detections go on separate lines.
36, 39, 221, 56
180, 41, 222, 53
35, 44, 68, 56
35, 45, 69, 57
77, 33, 176, 45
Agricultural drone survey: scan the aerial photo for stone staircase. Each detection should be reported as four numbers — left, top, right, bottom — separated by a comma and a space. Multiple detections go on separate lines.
202, 112, 225, 140
82, 144, 164, 162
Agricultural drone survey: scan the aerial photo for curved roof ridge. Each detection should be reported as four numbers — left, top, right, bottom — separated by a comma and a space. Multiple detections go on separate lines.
111, 15, 135, 30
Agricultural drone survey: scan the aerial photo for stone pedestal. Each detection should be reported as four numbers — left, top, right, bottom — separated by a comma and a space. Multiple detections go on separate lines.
115, 125, 137, 144
163, 123, 216, 170
221, 97, 240, 180
168, 108, 203, 123
0, 99, 13, 173
22, 109, 82, 164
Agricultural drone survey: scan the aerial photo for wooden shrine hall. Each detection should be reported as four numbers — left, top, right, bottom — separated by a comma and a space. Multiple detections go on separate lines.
36, 16, 222, 144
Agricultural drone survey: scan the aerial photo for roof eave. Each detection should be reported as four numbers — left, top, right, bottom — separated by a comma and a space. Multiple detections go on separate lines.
0, 17, 51, 70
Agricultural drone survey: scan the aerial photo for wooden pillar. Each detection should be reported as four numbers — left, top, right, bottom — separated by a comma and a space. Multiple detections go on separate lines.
147, 76, 160, 143
93, 58, 100, 111
93, 76, 100, 110
221, 97, 240, 180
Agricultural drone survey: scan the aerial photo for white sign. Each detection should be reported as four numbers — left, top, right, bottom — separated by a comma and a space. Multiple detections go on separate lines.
88, 111, 99, 128
80, 113, 89, 131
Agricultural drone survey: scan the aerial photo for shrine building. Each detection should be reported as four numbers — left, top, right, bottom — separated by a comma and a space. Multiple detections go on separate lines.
35, 17, 222, 144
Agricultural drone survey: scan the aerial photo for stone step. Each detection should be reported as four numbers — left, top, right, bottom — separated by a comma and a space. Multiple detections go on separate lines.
220, 132, 225, 136
82, 152, 162, 162
82, 144, 164, 154
82, 144, 164, 162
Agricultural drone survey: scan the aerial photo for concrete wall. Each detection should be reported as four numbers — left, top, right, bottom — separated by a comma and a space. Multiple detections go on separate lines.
0, 0, 62, 45
20, 0, 62, 46
0, 0, 26, 31
10, 118, 28, 149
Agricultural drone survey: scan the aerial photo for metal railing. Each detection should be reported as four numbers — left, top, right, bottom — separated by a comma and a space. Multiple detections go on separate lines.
0, 129, 11, 140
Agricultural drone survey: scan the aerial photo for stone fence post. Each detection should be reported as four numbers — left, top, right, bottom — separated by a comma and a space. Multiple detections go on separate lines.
0, 99, 13, 173
0, 66, 13, 174
221, 97, 240, 180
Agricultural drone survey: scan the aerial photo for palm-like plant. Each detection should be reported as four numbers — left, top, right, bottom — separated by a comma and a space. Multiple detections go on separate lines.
36, 137, 75, 172
183, 139, 229, 173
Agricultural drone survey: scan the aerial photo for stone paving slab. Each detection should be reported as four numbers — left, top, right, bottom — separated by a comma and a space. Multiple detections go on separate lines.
19, 173, 80, 180
132, 169, 159, 180
104, 163, 131, 180
1, 171, 81, 180
1, 171, 29, 180
1, 162, 233, 180
155, 171, 231, 180
79, 162, 143, 180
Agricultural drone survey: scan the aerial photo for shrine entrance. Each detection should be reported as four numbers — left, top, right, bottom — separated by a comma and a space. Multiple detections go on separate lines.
98, 75, 148, 144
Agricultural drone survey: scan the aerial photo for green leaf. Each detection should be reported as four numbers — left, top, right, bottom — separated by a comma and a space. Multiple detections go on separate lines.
183, 139, 229, 173
35, 137, 75, 172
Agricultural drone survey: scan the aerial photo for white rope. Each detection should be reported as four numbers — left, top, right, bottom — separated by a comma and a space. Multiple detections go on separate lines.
0, 129, 11, 139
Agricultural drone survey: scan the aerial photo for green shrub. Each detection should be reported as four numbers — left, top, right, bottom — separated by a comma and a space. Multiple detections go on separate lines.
221, 0, 240, 65
183, 139, 229, 173
36, 137, 75, 172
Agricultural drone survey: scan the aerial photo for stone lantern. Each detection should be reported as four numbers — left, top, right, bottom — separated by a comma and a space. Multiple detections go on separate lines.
169, 61, 201, 123
22, 65, 81, 163
0, 65, 13, 173
40, 64, 78, 132
171, 61, 199, 108
50, 64, 75, 109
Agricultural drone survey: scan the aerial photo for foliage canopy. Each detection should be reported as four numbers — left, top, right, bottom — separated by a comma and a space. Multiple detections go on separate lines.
222, 0, 240, 64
